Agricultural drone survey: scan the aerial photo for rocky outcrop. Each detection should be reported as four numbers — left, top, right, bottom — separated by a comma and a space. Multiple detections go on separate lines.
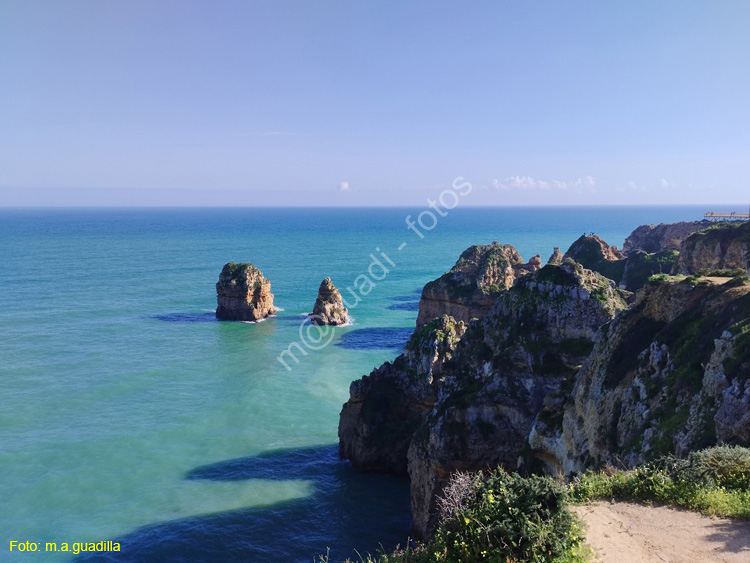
407, 262, 625, 537
619, 249, 680, 292
339, 220, 750, 545
672, 222, 750, 275
547, 247, 564, 265
340, 253, 626, 539
563, 235, 626, 284
623, 221, 709, 255
215, 262, 275, 321
312, 278, 348, 326
416, 243, 525, 327
530, 275, 750, 476
339, 315, 466, 474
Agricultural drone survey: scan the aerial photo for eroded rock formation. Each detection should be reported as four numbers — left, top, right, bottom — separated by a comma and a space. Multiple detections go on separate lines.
215, 262, 275, 321
339, 221, 750, 544
312, 278, 348, 326
672, 221, 750, 275
338, 315, 466, 474
623, 221, 709, 255
339, 252, 626, 538
530, 275, 750, 475
416, 243, 524, 327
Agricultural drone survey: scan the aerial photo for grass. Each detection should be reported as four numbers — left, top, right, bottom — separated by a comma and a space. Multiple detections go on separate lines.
570, 446, 750, 519
319, 447, 750, 563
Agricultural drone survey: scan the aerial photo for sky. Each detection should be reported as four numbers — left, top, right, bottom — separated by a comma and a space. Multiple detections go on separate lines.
1, 0, 749, 206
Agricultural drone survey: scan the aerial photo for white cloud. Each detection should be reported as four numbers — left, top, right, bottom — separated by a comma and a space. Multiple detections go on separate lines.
338, 181, 350, 192
490, 175, 596, 193
660, 178, 676, 190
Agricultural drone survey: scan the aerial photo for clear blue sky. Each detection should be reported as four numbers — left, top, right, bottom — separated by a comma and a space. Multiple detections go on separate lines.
1, 0, 748, 206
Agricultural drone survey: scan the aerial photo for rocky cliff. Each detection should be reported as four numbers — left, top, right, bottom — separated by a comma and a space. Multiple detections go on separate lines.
563, 234, 626, 284
407, 261, 625, 537
215, 262, 275, 321
672, 222, 750, 275
339, 315, 466, 474
339, 249, 626, 538
565, 233, 680, 293
416, 243, 540, 327
312, 277, 348, 326
339, 222, 750, 544
623, 221, 709, 254
530, 274, 750, 475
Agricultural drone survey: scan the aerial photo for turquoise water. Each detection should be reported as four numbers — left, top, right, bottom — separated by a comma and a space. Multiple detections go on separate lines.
0, 206, 719, 562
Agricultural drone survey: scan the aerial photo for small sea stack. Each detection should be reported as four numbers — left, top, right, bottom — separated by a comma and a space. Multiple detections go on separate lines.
312, 277, 348, 326
215, 262, 275, 321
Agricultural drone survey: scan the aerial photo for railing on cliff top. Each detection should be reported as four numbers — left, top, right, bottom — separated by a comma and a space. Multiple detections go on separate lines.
704, 212, 750, 222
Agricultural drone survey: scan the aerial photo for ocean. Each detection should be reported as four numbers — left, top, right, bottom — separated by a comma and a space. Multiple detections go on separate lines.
0, 205, 723, 562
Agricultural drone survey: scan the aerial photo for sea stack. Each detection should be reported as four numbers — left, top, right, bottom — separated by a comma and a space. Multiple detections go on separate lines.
312, 278, 348, 326
215, 262, 275, 321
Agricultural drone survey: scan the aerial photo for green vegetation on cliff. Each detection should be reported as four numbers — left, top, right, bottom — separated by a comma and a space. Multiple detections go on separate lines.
571, 445, 750, 519
326, 468, 590, 563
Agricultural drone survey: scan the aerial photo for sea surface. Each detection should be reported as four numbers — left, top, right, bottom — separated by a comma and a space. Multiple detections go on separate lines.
0, 205, 730, 562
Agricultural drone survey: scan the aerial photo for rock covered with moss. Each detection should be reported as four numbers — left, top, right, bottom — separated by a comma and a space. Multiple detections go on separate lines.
623, 221, 709, 254
672, 221, 750, 275
338, 315, 466, 474
406, 261, 626, 538
416, 242, 525, 327
563, 234, 626, 283
311, 277, 348, 326
529, 274, 750, 476
215, 262, 275, 321
547, 247, 564, 265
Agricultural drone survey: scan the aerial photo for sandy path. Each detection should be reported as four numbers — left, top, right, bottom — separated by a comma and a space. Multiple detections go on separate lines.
572, 501, 750, 563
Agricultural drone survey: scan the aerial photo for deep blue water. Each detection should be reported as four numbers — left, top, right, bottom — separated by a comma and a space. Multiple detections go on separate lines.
0, 205, 727, 562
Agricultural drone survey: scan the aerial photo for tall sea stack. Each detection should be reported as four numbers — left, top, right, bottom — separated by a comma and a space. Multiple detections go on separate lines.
312, 277, 348, 326
215, 262, 275, 321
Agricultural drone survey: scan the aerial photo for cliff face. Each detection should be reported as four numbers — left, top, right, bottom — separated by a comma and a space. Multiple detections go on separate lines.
563, 235, 626, 285
623, 221, 709, 254
215, 262, 275, 321
416, 243, 539, 327
339, 253, 626, 538
338, 315, 466, 474
407, 262, 625, 538
339, 222, 750, 544
312, 278, 348, 326
672, 222, 750, 275
529, 275, 750, 476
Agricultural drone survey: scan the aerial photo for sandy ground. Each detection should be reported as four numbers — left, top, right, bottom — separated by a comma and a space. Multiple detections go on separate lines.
573, 501, 750, 563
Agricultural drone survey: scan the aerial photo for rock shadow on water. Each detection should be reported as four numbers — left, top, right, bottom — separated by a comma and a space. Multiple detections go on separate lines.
72, 445, 410, 563
152, 313, 218, 323
386, 302, 420, 312
335, 328, 413, 351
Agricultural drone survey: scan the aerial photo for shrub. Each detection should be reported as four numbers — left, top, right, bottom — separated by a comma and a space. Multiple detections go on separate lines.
570, 446, 750, 519
337, 468, 590, 563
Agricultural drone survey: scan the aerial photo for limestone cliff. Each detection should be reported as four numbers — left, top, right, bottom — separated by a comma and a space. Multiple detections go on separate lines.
339, 221, 750, 545
407, 261, 625, 538
215, 262, 275, 321
565, 234, 680, 293
339, 255, 626, 538
563, 235, 626, 284
529, 275, 750, 476
416, 243, 527, 327
312, 278, 348, 326
672, 221, 750, 275
338, 315, 466, 474
623, 221, 709, 254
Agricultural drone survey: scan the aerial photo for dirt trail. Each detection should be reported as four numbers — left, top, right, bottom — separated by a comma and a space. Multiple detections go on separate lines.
573, 501, 750, 563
